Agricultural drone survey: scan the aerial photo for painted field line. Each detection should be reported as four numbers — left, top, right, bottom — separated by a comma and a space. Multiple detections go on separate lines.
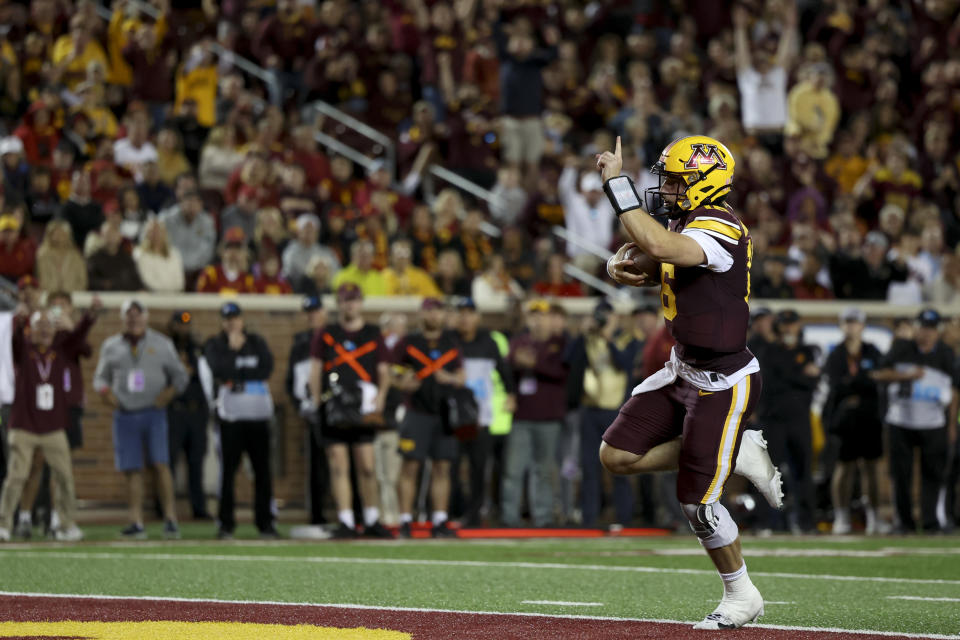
703, 600, 795, 605
887, 596, 960, 603
651, 548, 960, 558
0, 591, 954, 640
521, 600, 604, 606
3, 550, 960, 586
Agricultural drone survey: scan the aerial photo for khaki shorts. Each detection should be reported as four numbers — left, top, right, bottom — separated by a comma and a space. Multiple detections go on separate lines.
501, 116, 545, 166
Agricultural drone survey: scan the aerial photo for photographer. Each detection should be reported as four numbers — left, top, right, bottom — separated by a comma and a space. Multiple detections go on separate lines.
201, 302, 277, 539
394, 298, 465, 538
308, 284, 393, 538
286, 296, 327, 525
566, 300, 634, 527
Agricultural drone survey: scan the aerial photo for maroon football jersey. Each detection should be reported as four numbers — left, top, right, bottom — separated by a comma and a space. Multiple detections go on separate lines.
659, 204, 754, 375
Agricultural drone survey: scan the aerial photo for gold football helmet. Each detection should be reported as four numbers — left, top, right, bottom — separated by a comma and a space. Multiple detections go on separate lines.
646, 135, 736, 217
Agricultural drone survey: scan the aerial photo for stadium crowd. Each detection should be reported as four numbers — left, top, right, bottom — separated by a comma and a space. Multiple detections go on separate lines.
1, 0, 960, 540
0, 0, 959, 301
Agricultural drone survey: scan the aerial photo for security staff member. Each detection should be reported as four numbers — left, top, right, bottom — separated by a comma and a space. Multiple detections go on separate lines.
167, 310, 211, 520
755, 309, 820, 533
286, 295, 327, 525
202, 302, 278, 539
872, 308, 958, 534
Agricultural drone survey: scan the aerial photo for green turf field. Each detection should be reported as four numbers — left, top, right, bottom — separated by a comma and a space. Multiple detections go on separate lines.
2, 525, 959, 637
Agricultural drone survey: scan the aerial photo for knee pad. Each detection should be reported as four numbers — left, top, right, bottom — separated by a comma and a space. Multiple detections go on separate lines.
681, 501, 738, 550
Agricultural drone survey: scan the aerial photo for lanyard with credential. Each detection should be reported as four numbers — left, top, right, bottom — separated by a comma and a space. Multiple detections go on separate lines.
34, 352, 55, 382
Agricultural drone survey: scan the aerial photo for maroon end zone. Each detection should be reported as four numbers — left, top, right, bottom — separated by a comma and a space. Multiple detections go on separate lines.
0, 594, 938, 640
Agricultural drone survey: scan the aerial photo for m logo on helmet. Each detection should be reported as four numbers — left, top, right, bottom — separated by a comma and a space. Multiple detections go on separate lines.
684, 144, 728, 171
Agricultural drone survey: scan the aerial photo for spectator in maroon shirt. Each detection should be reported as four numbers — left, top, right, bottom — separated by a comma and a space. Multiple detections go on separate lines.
357, 22, 394, 89
522, 167, 565, 240
445, 84, 499, 188
253, 0, 314, 106
12, 289, 94, 536
397, 101, 447, 176
501, 299, 569, 527
285, 125, 331, 188
122, 24, 176, 124
355, 159, 415, 229
0, 296, 100, 542
463, 26, 500, 105
366, 69, 412, 136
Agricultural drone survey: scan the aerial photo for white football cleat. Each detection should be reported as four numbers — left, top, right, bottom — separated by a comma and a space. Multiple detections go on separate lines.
54, 526, 84, 542
734, 430, 783, 509
693, 585, 765, 630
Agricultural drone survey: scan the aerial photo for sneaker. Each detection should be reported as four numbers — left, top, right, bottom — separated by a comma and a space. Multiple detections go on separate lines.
363, 521, 395, 539
54, 526, 84, 542
120, 523, 147, 540
163, 520, 181, 540
693, 586, 764, 630
259, 527, 281, 540
398, 522, 412, 539
0, 527, 10, 542
14, 515, 32, 539
216, 528, 234, 540
431, 521, 457, 538
832, 516, 851, 535
331, 522, 360, 539
734, 430, 783, 509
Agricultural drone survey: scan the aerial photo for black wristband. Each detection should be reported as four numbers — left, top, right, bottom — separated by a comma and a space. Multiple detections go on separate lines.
603, 176, 642, 217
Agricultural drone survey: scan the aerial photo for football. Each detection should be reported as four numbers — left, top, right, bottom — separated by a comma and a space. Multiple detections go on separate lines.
623, 246, 662, 285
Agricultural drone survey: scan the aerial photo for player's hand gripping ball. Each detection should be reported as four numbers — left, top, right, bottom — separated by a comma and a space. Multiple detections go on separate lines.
608, 242, 661, 287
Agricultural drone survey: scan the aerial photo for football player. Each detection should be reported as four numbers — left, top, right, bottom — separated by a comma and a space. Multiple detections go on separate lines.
597, 136, 782, 630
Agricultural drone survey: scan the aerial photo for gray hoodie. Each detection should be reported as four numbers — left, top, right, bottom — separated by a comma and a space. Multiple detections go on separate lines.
93, 328, 189, 412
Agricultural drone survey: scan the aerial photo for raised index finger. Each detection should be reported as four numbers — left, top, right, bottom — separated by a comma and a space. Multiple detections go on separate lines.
615, 135, 621, 159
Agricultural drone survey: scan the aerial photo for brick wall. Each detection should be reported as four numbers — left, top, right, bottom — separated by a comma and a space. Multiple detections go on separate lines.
73, 308, 311, 507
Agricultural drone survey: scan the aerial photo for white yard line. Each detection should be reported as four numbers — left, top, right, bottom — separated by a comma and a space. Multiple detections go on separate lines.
2, 550, 960, 586
608, 547, 960, 558
702, 600, 796, 605
521, 600, 604, 606
0, 591, 954, 639
887, 596, 960, 603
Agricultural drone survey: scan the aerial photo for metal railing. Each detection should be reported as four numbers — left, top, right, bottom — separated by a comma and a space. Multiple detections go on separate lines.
92, 2, 616, 296
311, 102, 395, 179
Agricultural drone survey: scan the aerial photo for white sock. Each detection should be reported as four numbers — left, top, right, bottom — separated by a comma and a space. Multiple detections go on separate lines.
834, 508, 851, 523
50, 510, 61, 531
432, 510, 448, 526
19, 510, 31, 525
864, 506, 876, 528
363, 507, 380, 527
399, 513, 413, 524
719, 563, 753, 598
338, 510, 355, 529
